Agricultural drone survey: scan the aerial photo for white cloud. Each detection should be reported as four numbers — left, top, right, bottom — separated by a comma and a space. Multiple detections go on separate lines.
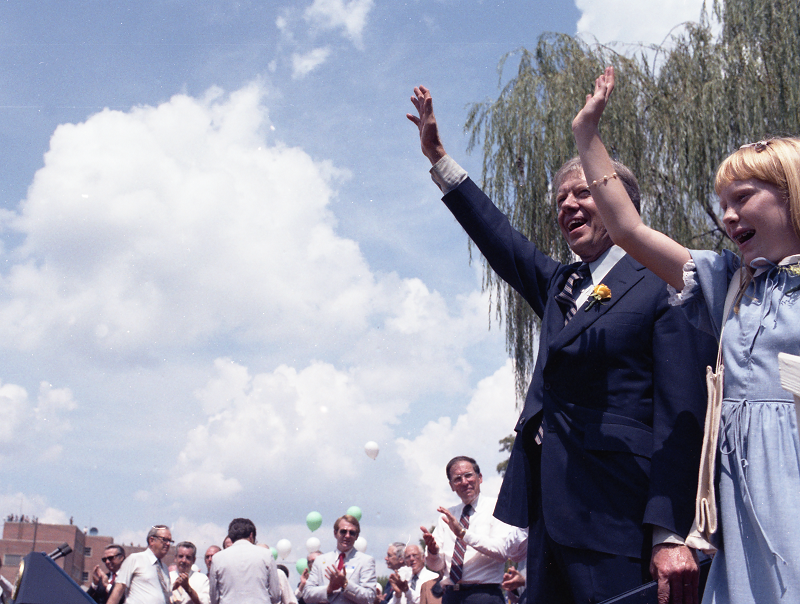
396, 360, 518, 512
576, 0, 709, 47
303, 0, 374, 46
0, 83, 390, 364
292, 47, 332, 78
0, 492, 69, 524
0, 380, 77, 463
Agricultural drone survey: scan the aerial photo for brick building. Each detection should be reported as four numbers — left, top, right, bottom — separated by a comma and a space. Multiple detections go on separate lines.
0, 520, 158, 589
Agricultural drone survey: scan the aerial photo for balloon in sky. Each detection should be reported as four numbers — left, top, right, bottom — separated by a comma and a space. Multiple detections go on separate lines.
354, 537, 367, 553
296, 558, 308, 574
306, 511, 323, 532
306, 537, 321, 553
276, 539, 292, 559
270, 547, 278, 560
346, 506, 362, 521
364, 441, 379, 460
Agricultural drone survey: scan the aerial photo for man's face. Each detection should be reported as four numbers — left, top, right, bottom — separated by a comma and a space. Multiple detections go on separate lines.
404, 546, 424, 574
448, 460, 482, 505
102, 548, 124, 574
148, 528, 173, 560
335, 520, 359, 553
307, 551, 320, 570
556, 170, 613, 262
385, 546, 403, 571
204, 546, 220, 571
175, 547, 195, 574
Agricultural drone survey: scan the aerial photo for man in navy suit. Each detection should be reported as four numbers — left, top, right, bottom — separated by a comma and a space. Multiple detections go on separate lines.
407, 86, 716, 604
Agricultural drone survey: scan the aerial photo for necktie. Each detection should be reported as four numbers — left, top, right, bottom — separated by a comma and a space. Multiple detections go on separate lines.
156, 562, 171, 604
410, 574, 419, 591
337, 552, 345, 571
449, 504, 472, 584
555, 263, 591, 325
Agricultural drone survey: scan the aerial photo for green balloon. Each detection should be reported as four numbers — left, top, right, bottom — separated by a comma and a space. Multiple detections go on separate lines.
296, 558, 308, 574
346, 506, 362, 521
271, 547, 278, 559
306, 511, 323, 532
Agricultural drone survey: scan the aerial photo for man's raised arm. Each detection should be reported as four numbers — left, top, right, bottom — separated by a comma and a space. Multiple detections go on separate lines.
406, 86, 447, 165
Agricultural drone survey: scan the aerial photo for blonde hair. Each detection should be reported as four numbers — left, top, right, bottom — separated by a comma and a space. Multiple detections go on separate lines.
715, 137, 800, 240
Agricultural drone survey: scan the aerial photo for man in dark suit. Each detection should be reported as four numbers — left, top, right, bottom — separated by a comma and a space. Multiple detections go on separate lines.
88, 544, 126, 604
407, 86, 716, 604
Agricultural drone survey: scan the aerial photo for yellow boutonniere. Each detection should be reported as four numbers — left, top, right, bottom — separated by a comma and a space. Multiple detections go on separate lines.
585, 284, 611, 311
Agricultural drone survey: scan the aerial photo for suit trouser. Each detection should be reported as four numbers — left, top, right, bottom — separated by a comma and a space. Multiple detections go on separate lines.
525, 518, 649, 604
441, 584, 504, 604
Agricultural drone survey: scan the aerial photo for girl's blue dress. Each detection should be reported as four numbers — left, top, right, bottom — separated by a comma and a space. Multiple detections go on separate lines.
671, 249, 800, 603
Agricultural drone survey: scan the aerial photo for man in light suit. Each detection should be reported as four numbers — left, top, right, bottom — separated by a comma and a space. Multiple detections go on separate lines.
209, 518, 281, 604
407, 86, 716, 604
303, 515, 377, 604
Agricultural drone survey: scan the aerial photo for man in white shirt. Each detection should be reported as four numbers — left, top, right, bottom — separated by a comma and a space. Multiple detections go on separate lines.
303, 515, 377, 604
170, 542, 209, 604
209, 518, 281, 604
421, 457, 526, 604
108, 524, 174, 604
203, 546, 220, 575
389, 545, 438, 604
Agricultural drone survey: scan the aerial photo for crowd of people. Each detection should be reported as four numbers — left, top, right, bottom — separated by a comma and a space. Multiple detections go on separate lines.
84, 456, 529, 604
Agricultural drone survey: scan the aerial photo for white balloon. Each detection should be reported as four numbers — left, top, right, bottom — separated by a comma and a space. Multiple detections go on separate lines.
364, 441, 379, 460
306, 536, 321, 553
276, 538, 292, 559
354, 537, 368, 553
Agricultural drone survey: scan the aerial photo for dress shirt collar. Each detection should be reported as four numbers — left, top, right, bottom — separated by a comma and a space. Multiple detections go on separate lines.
586, 245, 626, 284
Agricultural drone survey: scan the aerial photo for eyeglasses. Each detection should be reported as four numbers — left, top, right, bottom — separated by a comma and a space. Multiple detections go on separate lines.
449, 472, 476, 485
152, 535, 174, 545
101, 554, 122, 563
337, 529, 358, 537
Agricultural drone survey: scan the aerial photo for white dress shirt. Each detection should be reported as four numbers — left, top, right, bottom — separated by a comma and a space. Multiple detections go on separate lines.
169, 569, 210, 604
426, 494, 525, 586
391, 567, 438, 604
116, 548, 172, 604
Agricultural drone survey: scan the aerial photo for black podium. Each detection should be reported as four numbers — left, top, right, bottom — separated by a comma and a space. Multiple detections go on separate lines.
11, 552, 95, 604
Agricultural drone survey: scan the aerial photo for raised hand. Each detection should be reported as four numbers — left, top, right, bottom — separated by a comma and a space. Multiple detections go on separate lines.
407, 86, 447, 165
572, 66, 615, 136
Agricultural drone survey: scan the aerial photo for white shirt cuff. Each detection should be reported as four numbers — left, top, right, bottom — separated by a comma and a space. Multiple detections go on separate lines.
652, 526, 686, 547
430, 155, 468, 194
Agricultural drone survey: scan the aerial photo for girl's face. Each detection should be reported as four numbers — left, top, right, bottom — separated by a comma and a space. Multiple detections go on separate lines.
720, 178, 800, 265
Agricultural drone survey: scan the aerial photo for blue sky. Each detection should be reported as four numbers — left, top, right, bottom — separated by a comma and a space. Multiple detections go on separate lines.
0, 0, 708, 580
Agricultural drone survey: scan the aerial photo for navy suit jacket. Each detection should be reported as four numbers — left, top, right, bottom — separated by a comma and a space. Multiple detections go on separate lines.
443, 177, 716, 559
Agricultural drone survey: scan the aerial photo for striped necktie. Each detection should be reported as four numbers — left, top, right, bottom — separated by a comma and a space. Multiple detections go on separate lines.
555, 263, 591, 325
449, 504, 472, 584
156, 561, 172, 604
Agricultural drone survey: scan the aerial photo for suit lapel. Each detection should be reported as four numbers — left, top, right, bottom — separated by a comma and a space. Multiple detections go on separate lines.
550, 254, 646, 349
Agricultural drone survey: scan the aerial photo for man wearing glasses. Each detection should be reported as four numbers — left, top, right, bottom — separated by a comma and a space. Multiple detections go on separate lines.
108, 525, 174, 604
88, 544, 127, 603
304, 515, 377, 604
421, 457, 526, 604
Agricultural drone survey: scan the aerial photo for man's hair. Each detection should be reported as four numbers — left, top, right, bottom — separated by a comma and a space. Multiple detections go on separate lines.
333, 515, 361, 535
147, 525, 170, 542
552, 156, 641, 214
176, 541, 197, 558
228, 518, 257, 542
445, 456, 481, 480
277, 564, 290, 577
389, 541, 405, 559
105, 544, 126, 558
716, 137, 800, 240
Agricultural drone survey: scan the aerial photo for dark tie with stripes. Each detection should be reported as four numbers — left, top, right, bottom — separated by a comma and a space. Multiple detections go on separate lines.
449, 504, 472, 584
555, 263, 591, 325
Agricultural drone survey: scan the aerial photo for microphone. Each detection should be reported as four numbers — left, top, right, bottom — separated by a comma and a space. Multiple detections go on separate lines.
48, 543, 73, 560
